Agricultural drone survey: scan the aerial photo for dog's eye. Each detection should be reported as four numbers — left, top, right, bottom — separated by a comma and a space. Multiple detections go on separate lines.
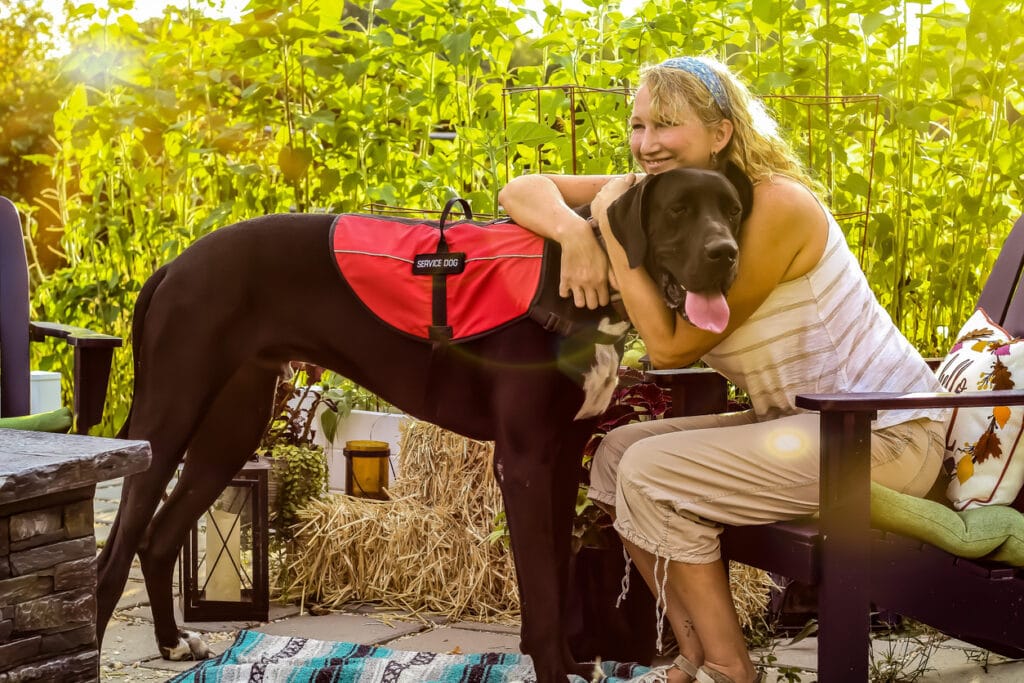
670, 205, 689, 217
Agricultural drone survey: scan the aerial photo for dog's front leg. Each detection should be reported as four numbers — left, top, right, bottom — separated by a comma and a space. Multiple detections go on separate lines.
492, 420, 593, 682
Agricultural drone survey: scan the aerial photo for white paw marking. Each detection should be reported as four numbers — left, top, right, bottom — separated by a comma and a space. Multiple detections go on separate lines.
575, 317, 631, 420
161, 630, 212, 660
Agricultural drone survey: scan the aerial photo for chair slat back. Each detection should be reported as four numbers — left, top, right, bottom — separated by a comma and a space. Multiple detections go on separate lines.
0, 197, 31, 417
978, 214, 1024, 336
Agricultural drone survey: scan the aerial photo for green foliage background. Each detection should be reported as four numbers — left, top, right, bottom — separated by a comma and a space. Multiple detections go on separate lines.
3, 0, 1023, 434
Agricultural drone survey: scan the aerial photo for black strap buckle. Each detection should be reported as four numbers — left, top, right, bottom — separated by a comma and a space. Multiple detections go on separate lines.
424, 198, 473, 343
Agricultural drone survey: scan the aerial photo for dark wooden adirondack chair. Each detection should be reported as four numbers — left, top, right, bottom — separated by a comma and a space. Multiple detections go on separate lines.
648, 212, 1024, 680
0, 196, 122, 433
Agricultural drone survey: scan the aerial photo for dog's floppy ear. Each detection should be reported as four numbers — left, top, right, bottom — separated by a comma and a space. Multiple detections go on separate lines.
723, 161, 754, 222
606, 174, 657, 269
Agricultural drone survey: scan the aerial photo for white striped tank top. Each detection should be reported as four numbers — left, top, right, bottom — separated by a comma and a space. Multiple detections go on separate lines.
701, 205, 945, 429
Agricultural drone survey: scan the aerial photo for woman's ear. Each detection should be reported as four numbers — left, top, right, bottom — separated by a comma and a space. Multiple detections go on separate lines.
714, 118, 734, 153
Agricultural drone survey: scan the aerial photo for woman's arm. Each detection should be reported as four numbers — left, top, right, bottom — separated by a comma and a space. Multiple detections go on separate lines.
498, 174, 619, 309
591, 175, 827, 368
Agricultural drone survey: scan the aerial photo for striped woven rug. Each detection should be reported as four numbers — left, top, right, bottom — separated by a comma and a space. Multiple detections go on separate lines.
168, 629, 651, 682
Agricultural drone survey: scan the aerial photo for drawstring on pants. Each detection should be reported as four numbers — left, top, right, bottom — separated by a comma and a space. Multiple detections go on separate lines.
615, 545, 632, 608
653, 553, 669, 653
617, 543, 670, 654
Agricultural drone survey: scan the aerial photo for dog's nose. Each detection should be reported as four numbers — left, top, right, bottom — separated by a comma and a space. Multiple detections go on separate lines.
705, 238, 738, 264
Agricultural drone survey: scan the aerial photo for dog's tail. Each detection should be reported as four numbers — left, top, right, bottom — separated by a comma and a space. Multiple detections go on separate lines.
116, 265, 169, 439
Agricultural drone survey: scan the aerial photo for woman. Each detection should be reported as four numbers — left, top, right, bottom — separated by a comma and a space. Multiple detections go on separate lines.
498, 56, 946, 683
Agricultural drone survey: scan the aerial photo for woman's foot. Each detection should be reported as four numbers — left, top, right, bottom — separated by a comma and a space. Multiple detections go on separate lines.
694, 661, 763, 683
633, 654, 700, 682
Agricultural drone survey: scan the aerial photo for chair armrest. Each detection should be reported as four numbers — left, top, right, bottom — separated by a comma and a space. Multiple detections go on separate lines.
796, 389, 1024, 413
644, 367, 729, 417
29, 321, 122, 348
29, 320, 122, 434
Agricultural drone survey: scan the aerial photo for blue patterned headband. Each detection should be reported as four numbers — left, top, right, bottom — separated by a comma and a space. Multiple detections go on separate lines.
660, 56, 732, 117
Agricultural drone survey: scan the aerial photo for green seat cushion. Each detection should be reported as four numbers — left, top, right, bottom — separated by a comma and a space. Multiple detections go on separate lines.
0, 407, 73, 433
871, 481, 1024, 566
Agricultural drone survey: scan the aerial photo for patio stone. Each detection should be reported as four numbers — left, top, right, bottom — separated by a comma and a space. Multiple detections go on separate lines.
255, 611, 429, 644
100, 616, 163, 665
387, 624, 523, 655
113, 578, 151, 611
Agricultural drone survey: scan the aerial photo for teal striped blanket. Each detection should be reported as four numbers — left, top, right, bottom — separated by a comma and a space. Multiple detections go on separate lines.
169, 630, 651, 682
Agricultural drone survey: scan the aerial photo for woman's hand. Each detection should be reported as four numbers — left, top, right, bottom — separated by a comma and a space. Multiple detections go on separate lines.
559, 221, 611, 309
590, 173, 638, 252
589, 173, 638, 239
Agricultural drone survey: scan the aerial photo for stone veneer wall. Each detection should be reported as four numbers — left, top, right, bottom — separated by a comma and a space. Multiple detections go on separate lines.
0, 486, 100, 682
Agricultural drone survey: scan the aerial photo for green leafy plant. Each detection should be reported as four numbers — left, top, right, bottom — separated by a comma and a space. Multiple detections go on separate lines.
16, 0, 1024, 436
258, 363, 338, 542
264, 442, 328, 542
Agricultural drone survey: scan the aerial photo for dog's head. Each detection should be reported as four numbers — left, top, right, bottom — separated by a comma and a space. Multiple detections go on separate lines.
606, 162, 753, 334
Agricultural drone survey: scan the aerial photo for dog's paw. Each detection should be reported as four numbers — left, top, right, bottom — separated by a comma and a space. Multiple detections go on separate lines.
160, 630, 212, 660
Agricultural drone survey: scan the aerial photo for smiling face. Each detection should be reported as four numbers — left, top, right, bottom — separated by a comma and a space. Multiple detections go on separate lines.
629, 84, 732, 175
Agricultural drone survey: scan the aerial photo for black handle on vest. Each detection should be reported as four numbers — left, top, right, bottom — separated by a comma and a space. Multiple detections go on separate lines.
437, 198, 472, 249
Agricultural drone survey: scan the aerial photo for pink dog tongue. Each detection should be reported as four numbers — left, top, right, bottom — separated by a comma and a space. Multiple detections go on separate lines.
685, 292, 730, 334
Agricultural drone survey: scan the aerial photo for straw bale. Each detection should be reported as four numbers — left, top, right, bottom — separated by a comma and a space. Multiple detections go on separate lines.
281, 494, 519, 620
280, 419, 772, 630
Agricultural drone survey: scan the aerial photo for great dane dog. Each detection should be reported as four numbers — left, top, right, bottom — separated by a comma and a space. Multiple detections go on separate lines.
97, 164, 752, 682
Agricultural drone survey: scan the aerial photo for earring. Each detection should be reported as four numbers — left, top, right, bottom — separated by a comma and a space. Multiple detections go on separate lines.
710, 149, 719, 167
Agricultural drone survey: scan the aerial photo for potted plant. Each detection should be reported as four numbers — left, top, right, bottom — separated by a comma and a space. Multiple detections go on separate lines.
258, 363, 343, 545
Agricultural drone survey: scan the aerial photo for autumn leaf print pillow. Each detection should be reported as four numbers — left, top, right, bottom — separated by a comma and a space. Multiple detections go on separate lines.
936, 308, 1024, 510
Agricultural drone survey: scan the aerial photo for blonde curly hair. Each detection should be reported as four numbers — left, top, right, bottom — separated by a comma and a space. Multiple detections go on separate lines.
640, 56, 818, 190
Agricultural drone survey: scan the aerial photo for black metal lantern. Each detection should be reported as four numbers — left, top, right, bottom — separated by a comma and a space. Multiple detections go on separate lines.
180, 459, 270, 622
344, 440, 391, 499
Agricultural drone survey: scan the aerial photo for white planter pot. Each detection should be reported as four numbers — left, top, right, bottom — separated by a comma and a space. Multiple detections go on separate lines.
318, 409, 409, 493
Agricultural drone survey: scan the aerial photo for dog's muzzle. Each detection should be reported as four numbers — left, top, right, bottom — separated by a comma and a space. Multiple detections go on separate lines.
659, 272, 731, 334
659, 273, 687, 313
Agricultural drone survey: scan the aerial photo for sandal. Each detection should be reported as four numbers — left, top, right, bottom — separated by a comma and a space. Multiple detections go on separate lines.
695, 665, 732, 683
631, 654, 700, 682
695, 664, 767, 683
631, 655, 765, 683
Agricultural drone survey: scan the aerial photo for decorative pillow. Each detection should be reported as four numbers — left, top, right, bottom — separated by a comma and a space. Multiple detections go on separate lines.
0, 407, 72, 433
936, 308, 1024, 510
871, 481, 1024, 566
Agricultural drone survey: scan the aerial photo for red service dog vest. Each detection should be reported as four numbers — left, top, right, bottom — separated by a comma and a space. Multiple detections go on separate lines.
331, 214, 546, 341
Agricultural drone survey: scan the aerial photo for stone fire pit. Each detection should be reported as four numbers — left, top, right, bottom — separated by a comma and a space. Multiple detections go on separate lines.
0, 429, 149, 681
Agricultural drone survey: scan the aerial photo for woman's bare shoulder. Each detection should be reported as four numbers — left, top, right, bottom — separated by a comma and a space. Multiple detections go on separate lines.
748, 175, 828, 279
751, 175, 821, 212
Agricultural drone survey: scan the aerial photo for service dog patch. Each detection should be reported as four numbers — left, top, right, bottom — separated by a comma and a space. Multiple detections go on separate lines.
332, 215, 546, 341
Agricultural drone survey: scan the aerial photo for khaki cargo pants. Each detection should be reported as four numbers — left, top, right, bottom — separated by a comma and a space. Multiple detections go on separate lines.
588, 411, 945, 563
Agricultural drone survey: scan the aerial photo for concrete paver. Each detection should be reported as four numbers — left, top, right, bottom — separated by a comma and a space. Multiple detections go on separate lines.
101, 616, 165, 666
388, 626, 522, 656
254, 611, 430, 643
